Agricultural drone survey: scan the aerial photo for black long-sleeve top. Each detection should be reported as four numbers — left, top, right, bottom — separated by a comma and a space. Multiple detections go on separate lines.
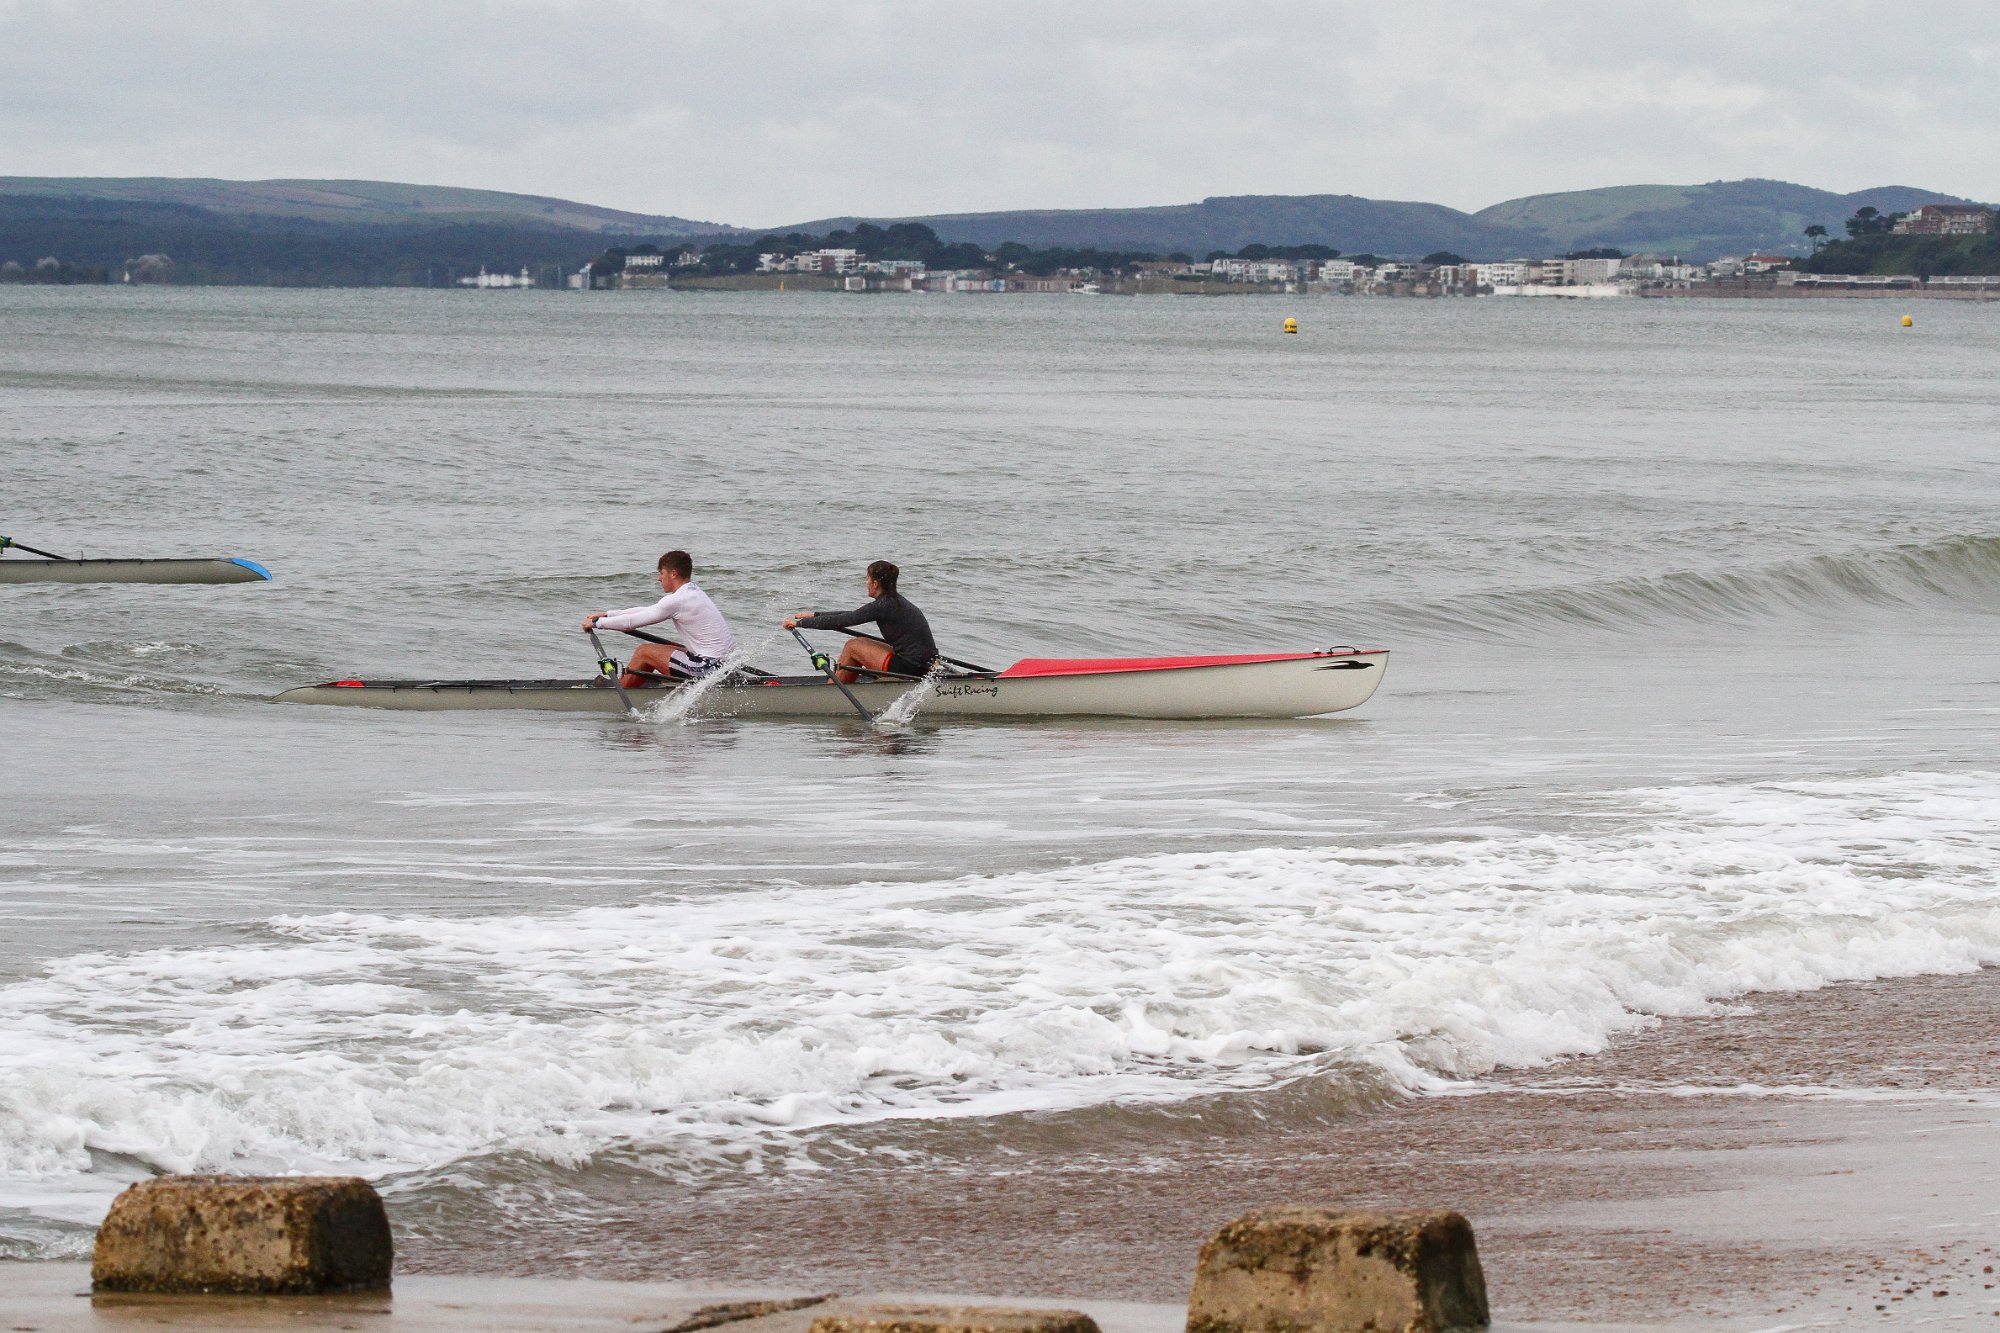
798, 593, 939, 671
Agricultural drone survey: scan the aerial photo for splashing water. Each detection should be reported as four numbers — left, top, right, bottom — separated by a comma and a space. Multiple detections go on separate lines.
874, 662, 948, 727
639, 634, 783, 725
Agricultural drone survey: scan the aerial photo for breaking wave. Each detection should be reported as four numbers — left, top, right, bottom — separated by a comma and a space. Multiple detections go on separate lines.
1365, 534, 2000, 644
1, 769, 1996, 1213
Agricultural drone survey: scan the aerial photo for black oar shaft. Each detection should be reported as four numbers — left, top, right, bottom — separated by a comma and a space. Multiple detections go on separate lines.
789, 627, 872, 721
586, 626, 641, 718
0, 536, 71, 561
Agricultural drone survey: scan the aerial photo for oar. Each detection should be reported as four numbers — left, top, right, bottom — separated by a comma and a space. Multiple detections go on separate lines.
586, 626, 641, 718
612, 625, 775, 679
827, 626, 991, 675
789, 627, 872, 721
0, 536, 72, 561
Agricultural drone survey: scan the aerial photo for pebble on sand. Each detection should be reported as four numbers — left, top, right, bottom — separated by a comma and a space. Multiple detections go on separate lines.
810, 1306, 1101, 1333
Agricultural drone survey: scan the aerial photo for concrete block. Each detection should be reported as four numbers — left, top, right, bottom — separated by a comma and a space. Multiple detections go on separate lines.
91, 1174, 393, 1295
811, 1305, 1101, 1333
1186, 1206, 1487, 1333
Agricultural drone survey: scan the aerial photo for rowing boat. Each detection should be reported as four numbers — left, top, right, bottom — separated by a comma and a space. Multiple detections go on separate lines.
273, 649, 1388, 720
0, 557, 271, 585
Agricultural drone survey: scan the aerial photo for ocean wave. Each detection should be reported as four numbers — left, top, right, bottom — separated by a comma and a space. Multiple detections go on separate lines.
0, 659, 227, 701
1, 769, 1996, 1207
1363, 533, 2000, 644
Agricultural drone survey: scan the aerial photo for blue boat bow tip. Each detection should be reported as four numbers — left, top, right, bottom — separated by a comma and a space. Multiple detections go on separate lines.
228, 558, 273, 580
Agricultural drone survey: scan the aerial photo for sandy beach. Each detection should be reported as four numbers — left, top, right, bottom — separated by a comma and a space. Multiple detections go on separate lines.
382, 968, 2000, 1328
7, 970, 1995, 1329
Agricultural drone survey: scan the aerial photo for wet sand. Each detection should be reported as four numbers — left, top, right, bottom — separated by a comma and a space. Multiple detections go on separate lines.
395, 969, 2000, 1328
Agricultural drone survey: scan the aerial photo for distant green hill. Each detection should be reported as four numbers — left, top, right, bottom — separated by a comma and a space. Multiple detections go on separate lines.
783, 179, 1977, 261
0, 184, 728, 286
779, 193, 1545, 260
0, 176, 736, 235
1475, 178, 1973, 258
3, 175, 1988, 284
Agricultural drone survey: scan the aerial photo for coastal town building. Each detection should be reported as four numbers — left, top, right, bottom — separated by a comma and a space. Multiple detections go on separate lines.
761, 248, 863, 274
1621, 259, 1705, 282
567, 222, 1998, 301
1784, 273, 1922, 289
458, 266, 535, 288
1534, 257, 1622, 284
1211, 258, 1300, 282
1001, 275, 1088, 293
1892, 204, 1994, 235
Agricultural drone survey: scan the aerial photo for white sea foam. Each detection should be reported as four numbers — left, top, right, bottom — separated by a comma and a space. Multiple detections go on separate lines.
2, 771, 1998, 1214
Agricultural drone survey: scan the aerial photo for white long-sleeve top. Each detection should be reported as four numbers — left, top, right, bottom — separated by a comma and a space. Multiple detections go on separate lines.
596, 584, 738, 659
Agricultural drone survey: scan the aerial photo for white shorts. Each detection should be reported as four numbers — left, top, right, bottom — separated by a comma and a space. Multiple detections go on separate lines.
670, 649, 725, 678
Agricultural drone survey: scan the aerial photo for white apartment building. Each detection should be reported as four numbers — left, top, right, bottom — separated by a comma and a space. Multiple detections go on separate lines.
799, 249, 861, 274
1475, 261, 1531, 286
758, 249, 865, 274
1620, 261, 1705, 282
1534, 257, 1622, 285
458, 267, 536, 289
1211, 258, 1300, 282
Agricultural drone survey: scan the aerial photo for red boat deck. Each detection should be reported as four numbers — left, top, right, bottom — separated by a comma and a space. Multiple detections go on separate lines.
997, 649, 1383, 679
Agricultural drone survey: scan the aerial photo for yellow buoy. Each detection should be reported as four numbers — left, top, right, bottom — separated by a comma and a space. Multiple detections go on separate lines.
1901, 314, 1913, 327
1282, 317, 1298, 334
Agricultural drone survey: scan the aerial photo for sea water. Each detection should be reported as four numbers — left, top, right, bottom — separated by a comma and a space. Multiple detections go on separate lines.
2, 287, 1998, 1261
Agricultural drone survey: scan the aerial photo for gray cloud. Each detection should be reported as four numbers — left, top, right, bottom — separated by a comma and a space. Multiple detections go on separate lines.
1, 0, 1993, 223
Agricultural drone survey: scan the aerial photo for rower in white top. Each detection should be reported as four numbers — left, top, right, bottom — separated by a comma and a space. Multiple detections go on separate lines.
581, 550, 739, 689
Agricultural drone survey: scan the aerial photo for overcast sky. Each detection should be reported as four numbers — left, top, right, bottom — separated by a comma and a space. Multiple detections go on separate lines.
3, 1, 1995, 225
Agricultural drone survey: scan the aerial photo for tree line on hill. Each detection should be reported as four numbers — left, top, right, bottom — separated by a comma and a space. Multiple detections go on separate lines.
36, 193, 1980, 288
0, 195, 648, 286
610, 223, 1364, 278
10, 201, 1393, 286
1798, 206, 2000, 277
589, 234, 1640, 279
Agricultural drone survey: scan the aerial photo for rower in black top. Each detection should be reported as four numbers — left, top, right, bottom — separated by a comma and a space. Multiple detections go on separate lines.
784, 560, 940, 684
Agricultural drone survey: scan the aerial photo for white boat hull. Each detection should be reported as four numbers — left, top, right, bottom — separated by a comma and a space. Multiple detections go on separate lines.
273, 650, 1388, 720
0, 558, 270, 585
